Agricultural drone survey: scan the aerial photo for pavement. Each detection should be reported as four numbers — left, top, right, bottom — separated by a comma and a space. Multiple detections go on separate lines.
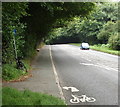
3, 45, 62, 99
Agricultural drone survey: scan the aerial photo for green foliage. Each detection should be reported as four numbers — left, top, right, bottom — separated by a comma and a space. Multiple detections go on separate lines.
97, 21, 117, 43
47, 2, 118, 45
2, 87, 66, 106
2, 2, 96, 82
2, 64, 25, 81
3, 2, 119, 63
4, 2, 119, 65
101, 44, 110, 48
23, 34, 37, 58
108, 33, 120, 50
2, 2, 28, 64
90, 44, 120, 55
100, 2, 118, 22
2, 58, 31, 81
23, 60, 31, 70
47, 16, 102, 44
97, 20, 120, 50
23, 2, 95, 47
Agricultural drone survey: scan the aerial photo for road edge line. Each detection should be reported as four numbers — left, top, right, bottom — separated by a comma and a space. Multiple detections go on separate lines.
49, 45, 66, 103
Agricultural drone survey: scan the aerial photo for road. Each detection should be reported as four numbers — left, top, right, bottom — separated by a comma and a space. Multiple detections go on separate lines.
51, 44, 118, 105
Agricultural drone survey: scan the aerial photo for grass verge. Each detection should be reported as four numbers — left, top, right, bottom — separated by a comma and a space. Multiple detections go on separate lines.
2, 60, 31, 81
2, 42, 45, 81
90, 45, 120, 56
2, 87, 66, 106
69, 43, 120, 56
69, 43, 80, 47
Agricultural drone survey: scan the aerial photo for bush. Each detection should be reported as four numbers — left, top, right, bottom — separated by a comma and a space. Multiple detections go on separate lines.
97, 21, 116, 44
108, 33, 120, 50
2, 64, 25, 81
101, 44, 110, 48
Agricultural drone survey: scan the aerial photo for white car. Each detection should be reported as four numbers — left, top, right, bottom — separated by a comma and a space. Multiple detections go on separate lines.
80, 43, 90, 50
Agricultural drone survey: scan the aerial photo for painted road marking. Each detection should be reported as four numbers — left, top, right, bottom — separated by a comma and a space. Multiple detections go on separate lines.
63, 86, 96, 103
49, 45, 65, 101
70, 94, 96, 103
63, 86, 79, 92
79, 63, 118, 71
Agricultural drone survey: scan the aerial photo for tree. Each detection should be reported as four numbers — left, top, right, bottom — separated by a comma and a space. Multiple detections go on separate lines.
97, 21, 116, 44
47, 2, 119, 46
108, 21, 120, 50
108, 32, 120, 50
22, 2, 95, 55
2, 2, 28, 63
2, 2, 95, 63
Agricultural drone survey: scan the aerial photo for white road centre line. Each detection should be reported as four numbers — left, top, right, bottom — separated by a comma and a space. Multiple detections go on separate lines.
79, 63, 118, 72
49, 45, 66, 101
97, 63, 118, 72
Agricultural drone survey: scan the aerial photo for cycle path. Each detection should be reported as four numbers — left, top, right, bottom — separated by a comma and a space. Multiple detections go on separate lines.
3, 45, 61, 98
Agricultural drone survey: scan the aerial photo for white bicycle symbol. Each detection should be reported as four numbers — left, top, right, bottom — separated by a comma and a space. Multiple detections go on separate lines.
70, 94, 96, 103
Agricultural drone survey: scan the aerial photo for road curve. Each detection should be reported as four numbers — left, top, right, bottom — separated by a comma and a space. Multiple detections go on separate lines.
51, 44, 118, 105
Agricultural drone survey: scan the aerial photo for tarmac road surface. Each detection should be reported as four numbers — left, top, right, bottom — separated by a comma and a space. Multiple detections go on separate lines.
51, 44, 119, 106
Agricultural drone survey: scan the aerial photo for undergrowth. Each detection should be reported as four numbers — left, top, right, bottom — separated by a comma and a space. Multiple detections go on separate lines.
2, 60, 30, 81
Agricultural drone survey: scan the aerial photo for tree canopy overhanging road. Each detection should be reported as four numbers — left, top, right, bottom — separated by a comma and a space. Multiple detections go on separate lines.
2, 2, 95, 64
2, 2, 119, 64
2, 2, 120, 106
